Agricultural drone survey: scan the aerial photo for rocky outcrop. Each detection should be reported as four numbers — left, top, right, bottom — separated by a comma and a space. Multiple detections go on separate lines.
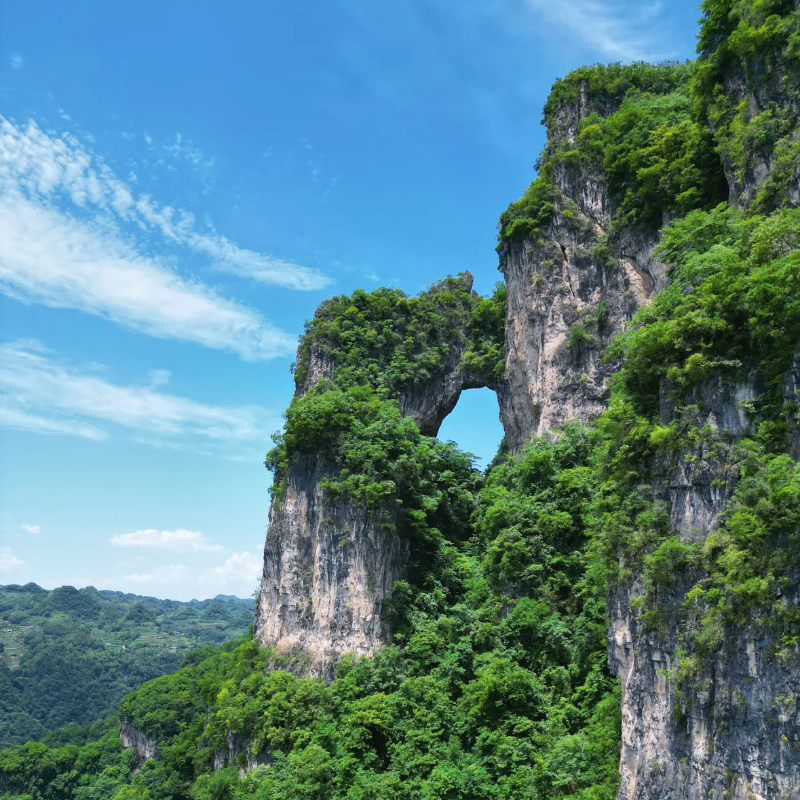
610, 365, 800, 800
213, 731, 271, 774
253, 23, 800, 794
497, 89, 668, 451
120, 721, 157, 770
706, 23, 800, 210
611, 577, 800, 800
254, 457, 409, 680
296, 272, 495, 437
255, 274, 496, 677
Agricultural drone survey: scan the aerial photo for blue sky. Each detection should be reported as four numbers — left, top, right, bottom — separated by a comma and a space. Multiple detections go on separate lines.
0, 0, 703, 600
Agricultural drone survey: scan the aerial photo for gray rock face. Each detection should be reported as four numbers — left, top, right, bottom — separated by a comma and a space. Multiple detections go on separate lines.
254, 274, 495, 678
497, 91, 668, 452
605, 35, 800, 795
610, 368, 800, 800
119, 721, 157, 771
213, 731, 271, 774
254, 457, 409, 680
611, 579, 800, 800
709, 42, 800, 210
253, 56, 800, 799
498, 70, 800, 799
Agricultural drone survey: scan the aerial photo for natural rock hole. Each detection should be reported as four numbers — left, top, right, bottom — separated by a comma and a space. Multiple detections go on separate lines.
436, 386, 504, 469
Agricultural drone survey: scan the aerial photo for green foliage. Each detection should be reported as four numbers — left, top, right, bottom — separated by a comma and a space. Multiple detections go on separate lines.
267, 384, 479, 587
269, 275, 505, 518
608, 204, 800, 414
694, 0, 800, 210
0, 586, 253, 749
2, 432, 620, 800
5, 7, 800, 799
599, 88, 728, 230
566, 324, 595, 351
463, 282, 507, 382
542, 63, 693, 125
663, 440, 800, 684
293, 275, 501, 396
498, 61, 727, 251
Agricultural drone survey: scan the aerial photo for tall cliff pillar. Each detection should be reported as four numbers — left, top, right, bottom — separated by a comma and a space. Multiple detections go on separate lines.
254, 273, 501, 678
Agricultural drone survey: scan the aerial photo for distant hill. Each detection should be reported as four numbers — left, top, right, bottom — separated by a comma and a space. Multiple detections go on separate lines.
0, 583, 254, 749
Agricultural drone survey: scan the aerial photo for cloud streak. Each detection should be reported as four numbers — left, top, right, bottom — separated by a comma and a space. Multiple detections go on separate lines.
120, 564, 190, 586
0, 117, 329, 291
0, 547, 24, 571
0, 117, 329, 360
111, 529, 223, 553
0, 196, 297, 360
55, 548, 262, 600
523, 0, 672, 61
0, 340, 278, 453
210, 551, 262, 585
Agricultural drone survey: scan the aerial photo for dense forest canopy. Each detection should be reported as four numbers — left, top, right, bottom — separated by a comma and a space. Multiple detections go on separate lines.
1, 1, 799, 798
0, 584, 253, 749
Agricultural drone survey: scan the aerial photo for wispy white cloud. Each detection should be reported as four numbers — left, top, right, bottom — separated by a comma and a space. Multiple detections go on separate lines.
9, 55, 23, 70
162, 131, 215, 169
0, 196, 296, 360
0, 117, 329, 290
111, 529, 223, 553
0, 116, 328, 356
0, 405, 107, 440
208, 551, 262, 585
120, 564, 190, 586
0, 340, 277, 453
0, 547, 24, 571
20, 524, 40, 534
523, 0, 669, 61
58, 547, 262, 599
146, 369, 171, 388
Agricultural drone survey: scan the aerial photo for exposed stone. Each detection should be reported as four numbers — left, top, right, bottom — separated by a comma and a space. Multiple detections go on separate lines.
254, 47, 800, 799
610, 367, 800, 800
254, 274, 496, 677
497, 94, 668, 452
254, 457, 409, 680
120, 720, 157, 771
213, 731, 271, 774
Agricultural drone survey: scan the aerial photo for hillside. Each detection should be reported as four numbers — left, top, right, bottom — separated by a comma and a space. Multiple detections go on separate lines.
1, 1, 799, 799
0, 583, 253, 748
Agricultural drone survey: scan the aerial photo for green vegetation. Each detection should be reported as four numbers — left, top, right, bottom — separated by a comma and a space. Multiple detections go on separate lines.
593, 199, 800, 687
608, 203, 800, 414
694, 0, 800, 211
268, 275, 505, 511
1, 429, 620, 800
0, 585, 253, 748
2, 3, 800, 798
498, 62, 728, 252
292, 275, 505, 395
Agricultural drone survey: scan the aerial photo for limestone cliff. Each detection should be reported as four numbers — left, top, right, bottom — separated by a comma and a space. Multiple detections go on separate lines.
252, 7, 800, 796
253, 456, 409, 680
497, 86, 669, 451
603, 15, 800, 797
119, 721, 157, 771
254, 273, 498, 678
610, 358, 800, 800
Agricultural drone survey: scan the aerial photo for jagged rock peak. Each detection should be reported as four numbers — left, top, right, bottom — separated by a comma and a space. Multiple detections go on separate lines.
254, 273, 505, 678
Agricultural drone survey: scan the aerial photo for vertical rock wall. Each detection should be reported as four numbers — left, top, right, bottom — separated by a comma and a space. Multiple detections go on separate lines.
497, 88, 668, 452
606, 24, 800, 796
254, 274, 495, 678
253, 15, 800, 794
609, 362, 800, 800
253, 457, 409, 680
